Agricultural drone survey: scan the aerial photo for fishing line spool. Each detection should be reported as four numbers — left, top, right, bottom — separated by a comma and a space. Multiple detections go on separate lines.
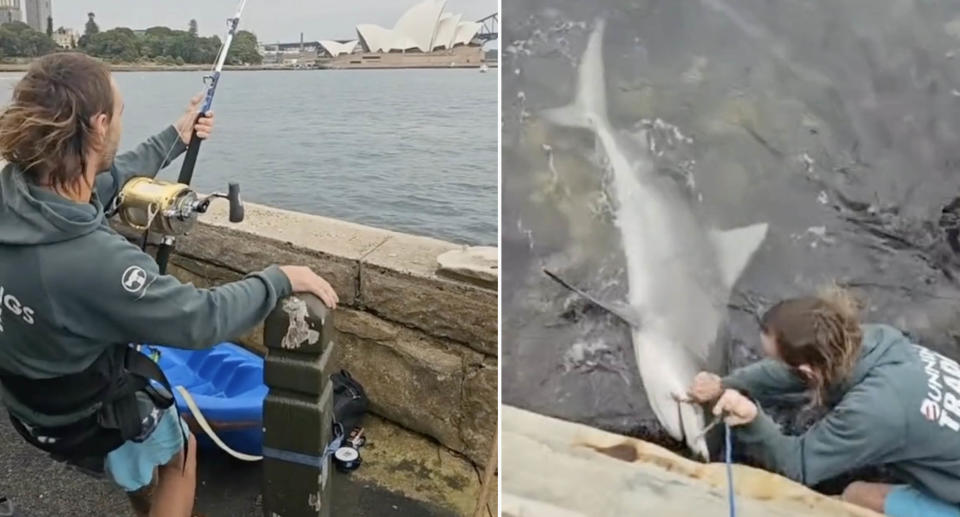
333, 445, 362, 473
115, 177, 244, 236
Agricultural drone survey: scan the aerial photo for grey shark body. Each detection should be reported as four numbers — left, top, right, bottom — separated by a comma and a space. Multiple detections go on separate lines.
542, 19, 768, 459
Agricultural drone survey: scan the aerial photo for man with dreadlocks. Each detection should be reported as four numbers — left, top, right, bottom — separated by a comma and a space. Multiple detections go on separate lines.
688, 288, 960, 517
0, 53, 339, 516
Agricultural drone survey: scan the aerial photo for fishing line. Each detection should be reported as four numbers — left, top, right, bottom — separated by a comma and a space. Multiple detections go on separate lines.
725, 422, 737, 517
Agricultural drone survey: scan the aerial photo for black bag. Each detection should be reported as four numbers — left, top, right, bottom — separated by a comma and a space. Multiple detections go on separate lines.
331, 369, 367, 435
2, 345, 175, 472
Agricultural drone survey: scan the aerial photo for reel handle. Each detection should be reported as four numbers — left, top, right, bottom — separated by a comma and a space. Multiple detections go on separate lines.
195, 183, 243, 223
227, 182, 244, 223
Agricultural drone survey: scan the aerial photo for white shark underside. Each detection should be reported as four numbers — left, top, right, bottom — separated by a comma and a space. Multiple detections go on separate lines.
541, 19, 768, 459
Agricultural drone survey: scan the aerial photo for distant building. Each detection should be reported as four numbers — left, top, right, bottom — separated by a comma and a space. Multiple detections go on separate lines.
24, 0, 49, 32
52, 27, 77, 48
0, 0, 22, 24
354, 0, 481, 53
259, 40, 321, 65
317, 0, 487, 69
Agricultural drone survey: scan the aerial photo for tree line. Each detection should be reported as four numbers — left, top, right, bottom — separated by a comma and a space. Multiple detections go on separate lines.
0, 13, 263, 65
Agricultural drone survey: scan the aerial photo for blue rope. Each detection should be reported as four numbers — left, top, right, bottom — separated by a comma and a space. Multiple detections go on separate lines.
724, 423, 737, 517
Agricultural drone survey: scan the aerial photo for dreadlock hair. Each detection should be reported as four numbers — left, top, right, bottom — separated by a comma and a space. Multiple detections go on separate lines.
760, 285, 864, 406
0, 52, 114, 193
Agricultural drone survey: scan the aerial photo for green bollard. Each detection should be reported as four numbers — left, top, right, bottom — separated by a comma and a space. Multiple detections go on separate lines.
261, 294, 337, 517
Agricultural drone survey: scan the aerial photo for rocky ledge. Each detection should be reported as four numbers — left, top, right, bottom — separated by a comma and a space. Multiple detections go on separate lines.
501, 405, 882, 517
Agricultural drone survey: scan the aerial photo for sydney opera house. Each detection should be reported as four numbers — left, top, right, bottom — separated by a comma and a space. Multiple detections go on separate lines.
315, 0, 487, 69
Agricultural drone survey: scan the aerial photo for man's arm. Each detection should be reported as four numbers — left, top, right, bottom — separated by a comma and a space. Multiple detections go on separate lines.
722, 359, 809, 406
95, 125, 186, 207
51, 236, 292, 350
734, 382, 905, 486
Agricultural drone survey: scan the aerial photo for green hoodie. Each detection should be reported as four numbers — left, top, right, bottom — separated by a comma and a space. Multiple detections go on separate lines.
0, 125, 292, 426
723, 323, 960, 503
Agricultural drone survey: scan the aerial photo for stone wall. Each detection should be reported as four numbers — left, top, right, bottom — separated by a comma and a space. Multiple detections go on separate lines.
133, 201, 498, 469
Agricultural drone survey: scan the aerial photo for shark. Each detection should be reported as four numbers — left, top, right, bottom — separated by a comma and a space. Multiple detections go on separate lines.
541, 18, 768, 459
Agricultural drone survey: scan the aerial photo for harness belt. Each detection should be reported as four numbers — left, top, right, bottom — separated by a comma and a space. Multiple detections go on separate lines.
0, 345, 178, 470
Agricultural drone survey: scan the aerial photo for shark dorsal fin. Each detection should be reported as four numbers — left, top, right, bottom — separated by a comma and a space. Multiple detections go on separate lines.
710, 223, 769, 288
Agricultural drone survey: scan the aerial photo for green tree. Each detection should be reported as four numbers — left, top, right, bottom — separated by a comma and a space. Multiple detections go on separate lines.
145, 26, 175, 38
188, 19, 198, 37
196, 35, 221, 63
0, 21, 56, 57
46, 16, 52, 38
84, 27, 140, 62
226, 30, 261, 65
85, 12, 98, 36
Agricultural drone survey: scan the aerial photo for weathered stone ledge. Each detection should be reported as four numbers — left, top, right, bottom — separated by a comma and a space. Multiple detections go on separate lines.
502, 405, 881, 517
183, 201, 497, 356
114, 201, 497, 471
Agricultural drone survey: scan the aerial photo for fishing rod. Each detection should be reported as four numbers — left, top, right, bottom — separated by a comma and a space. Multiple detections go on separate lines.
114, 0, 248, 274
122, 2, 273, 463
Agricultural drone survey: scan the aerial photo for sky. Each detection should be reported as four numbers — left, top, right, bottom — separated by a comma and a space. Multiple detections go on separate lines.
55, 0, 498, 44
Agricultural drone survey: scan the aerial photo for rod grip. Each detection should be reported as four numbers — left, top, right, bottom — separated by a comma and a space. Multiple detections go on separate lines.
178, 125, 202, 185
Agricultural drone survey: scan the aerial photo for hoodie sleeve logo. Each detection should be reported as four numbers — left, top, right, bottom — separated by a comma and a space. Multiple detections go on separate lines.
915, 344, 960, 432
122, 266, 148, 294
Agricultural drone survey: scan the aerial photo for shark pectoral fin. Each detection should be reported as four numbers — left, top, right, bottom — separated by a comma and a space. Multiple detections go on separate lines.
710, 222, 769, 288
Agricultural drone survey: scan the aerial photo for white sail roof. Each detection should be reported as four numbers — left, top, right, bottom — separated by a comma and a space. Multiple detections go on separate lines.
357, 24, 416, 52
353, 0, 482, 53
433, 12, 461, 50
318, 40, 358, 56
452, 21, 481, 47
393, 0, 446, 52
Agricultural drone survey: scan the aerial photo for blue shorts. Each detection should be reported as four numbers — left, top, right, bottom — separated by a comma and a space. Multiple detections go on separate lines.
885, 485, 960, 517
104, 405, 191, 492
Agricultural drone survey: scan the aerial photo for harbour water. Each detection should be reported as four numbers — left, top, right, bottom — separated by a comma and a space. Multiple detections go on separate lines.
0, 68, 498, 246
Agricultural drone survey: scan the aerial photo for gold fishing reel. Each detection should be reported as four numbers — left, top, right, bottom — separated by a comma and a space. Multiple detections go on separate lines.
115, 177, 244, 236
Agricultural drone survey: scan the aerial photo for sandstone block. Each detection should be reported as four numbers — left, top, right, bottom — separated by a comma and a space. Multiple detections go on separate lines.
437, 246, 498, 286
335, 309, 466, 453
361, 234, 497, 355
460, 359, 498, 467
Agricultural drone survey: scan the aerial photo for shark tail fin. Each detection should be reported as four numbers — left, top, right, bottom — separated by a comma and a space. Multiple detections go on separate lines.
539, 18, 608, 131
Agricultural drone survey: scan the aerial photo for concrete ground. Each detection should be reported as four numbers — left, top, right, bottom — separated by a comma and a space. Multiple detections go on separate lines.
0, 415, 455, 517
